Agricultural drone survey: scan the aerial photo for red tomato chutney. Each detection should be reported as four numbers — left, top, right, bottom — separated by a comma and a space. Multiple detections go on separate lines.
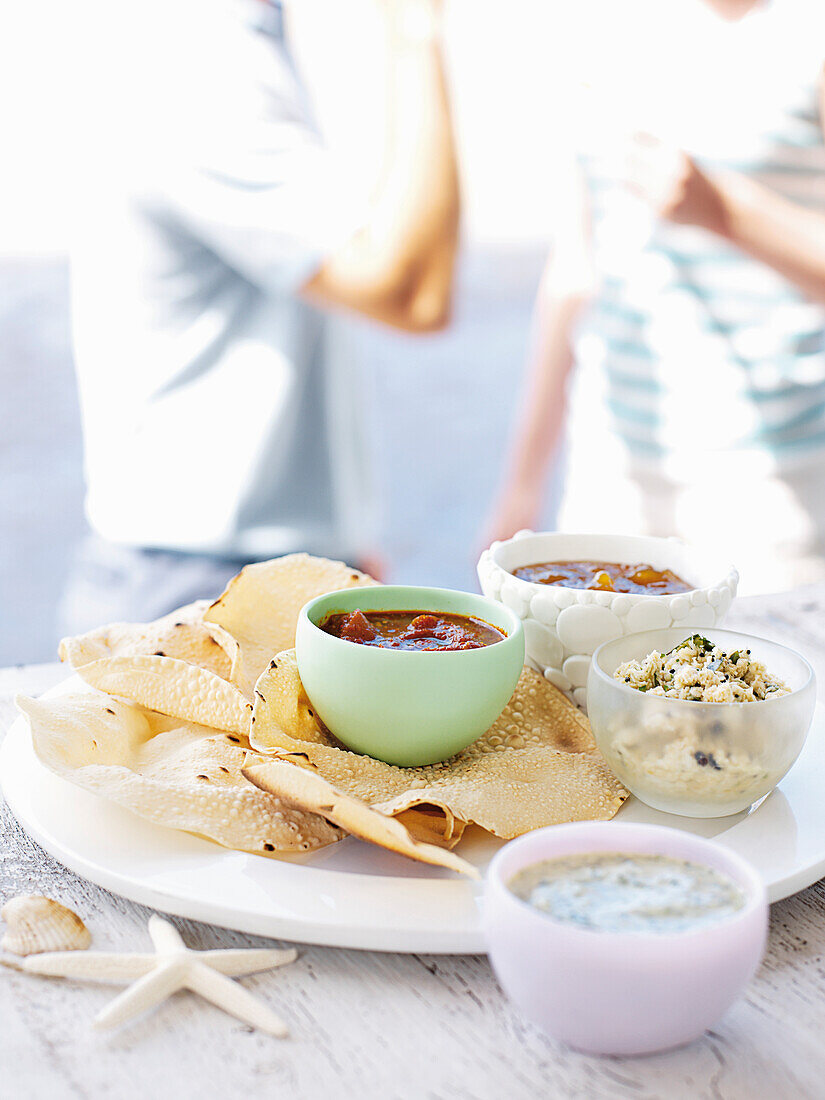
512, 560, 692, 594
321, 610, 506, 651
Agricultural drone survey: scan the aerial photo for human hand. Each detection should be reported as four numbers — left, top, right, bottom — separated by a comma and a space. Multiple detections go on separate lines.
621, 133, 729, 236
480, 480, 544, 553
357, 551, 388, 583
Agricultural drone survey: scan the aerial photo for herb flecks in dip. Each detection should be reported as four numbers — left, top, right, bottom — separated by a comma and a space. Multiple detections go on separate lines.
513, 560, 692, 594
321, 610, 506, 651
615, 634, 790, 703
508, 852, 745, 934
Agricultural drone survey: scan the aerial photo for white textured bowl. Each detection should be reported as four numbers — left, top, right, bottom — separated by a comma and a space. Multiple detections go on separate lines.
477, 531, 738, 709
484, 822, 767, 1055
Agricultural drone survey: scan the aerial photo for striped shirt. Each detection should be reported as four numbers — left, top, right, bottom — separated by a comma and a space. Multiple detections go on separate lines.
568, 0, 825, 478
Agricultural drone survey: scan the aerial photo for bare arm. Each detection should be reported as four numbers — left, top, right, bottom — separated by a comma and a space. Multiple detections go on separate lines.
624, 77, 825, 305
482, 165, 593, 544
708, 174, 825, 303
301, 0, 459, 332
710, 68, 825, 301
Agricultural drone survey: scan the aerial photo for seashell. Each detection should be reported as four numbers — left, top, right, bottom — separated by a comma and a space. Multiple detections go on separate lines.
1, 895, 91, 956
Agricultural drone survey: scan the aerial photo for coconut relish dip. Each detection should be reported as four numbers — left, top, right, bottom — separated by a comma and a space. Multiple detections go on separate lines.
615, 635, 789, 704
508, 853, 746, 935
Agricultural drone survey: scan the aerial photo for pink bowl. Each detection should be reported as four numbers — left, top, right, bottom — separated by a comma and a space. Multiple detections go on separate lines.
484, 822, 767, 1055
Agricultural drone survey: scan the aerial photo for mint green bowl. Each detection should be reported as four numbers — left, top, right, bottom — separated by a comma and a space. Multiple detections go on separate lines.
295, 586, 525, 767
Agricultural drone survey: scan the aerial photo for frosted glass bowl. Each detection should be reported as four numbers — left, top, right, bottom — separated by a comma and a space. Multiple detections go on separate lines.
588, 627, 816, 817
477, 531, 738, 710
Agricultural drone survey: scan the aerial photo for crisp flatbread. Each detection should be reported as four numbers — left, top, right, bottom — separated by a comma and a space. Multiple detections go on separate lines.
17, 692, 342, 855
243, 760, 479, 878
59, 598, 253, 734
59, 600, 232, 680
393, 806, 466, 848
65, 655, 252, 737
48, 552, 625, 859
203, 554, 377, 698
250, 655, 628, 839
57, 556, 376, 735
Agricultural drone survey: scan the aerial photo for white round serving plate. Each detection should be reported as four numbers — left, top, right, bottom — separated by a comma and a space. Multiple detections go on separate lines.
3, 678, 825, 954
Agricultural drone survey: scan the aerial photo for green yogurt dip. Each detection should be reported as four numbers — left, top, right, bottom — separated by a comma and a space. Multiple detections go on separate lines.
508, 852, 746, 934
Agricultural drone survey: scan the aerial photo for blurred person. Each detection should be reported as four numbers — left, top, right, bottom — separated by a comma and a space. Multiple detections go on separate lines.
292, 2, 569, 593
62, 0, 458, 631
486, 0, 825, 592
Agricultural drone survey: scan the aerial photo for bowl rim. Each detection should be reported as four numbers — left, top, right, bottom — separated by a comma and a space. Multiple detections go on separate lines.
486, 821, 767, 944
485, 531, 738, 599
299, 585, 525, 659
589, 626, 815, 707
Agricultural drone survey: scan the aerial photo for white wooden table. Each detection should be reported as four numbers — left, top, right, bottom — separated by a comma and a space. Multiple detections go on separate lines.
3, 588, 825, 1099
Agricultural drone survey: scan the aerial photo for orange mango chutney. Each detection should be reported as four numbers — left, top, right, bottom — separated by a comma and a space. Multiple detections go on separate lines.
512, 560, 692, 595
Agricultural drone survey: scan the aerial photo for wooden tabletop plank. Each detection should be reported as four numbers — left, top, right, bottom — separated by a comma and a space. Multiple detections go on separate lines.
2, 590, 825, 1099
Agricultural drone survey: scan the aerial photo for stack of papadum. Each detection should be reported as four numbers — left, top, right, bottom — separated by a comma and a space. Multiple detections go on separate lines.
17, 555, 627, 878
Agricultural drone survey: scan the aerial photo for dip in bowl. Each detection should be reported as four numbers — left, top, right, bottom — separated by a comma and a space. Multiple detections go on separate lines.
477, 532, 738, 710
296, 586, 525, 767
588, 628, 816, 817
484, 822, 767, 1055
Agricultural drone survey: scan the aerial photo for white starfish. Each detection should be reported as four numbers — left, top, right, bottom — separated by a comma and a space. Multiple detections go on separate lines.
6, 915, 296, 1037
